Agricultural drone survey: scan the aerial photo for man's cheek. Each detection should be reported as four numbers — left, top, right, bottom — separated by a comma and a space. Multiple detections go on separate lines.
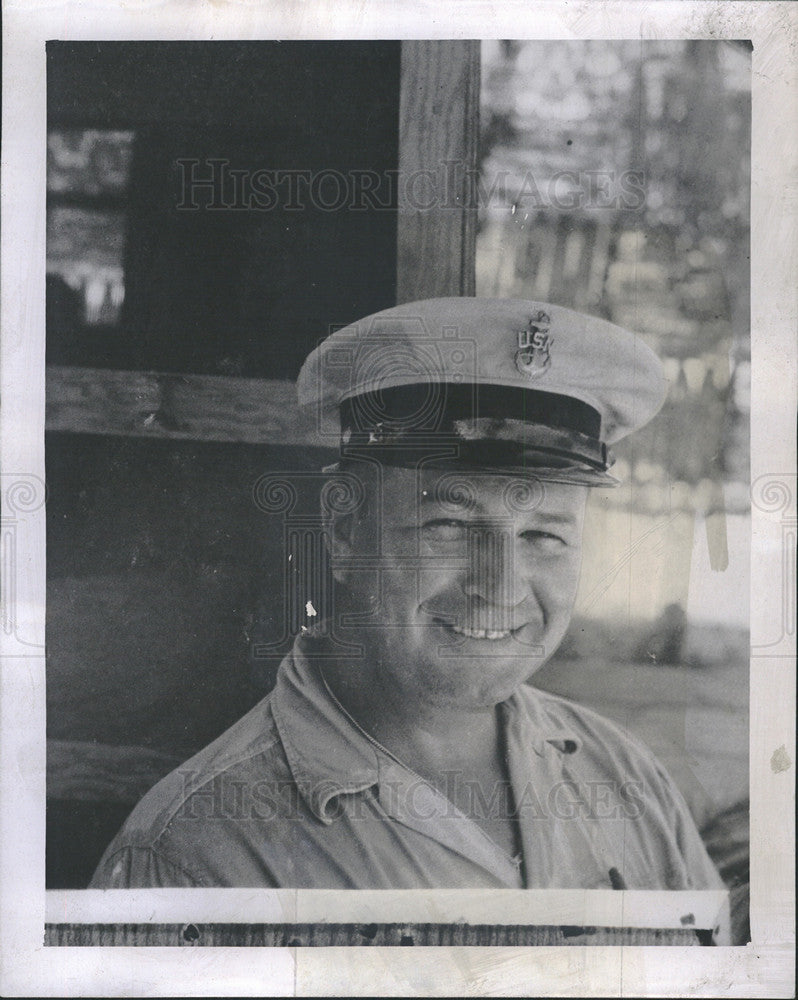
336, 569, 381, 624
555, 553, 583, 603
391, 564, 444, 606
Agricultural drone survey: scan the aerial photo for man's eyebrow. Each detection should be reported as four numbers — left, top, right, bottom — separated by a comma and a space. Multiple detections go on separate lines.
524, 510, 579, 526
417, 490, 578, 524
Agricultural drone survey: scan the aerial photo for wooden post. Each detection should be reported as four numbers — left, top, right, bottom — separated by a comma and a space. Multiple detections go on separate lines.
396, 41, 480, 303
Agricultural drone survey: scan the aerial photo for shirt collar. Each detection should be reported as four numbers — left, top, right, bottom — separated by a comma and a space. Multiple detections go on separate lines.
502, 685, 584, 757
270, 635, 380, 823
270, 634, 582, 824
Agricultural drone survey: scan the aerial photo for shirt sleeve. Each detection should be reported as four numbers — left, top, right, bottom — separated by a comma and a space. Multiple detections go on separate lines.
90, 844, 205, 888
647, 757, 724, 889
648, 758, 732, 945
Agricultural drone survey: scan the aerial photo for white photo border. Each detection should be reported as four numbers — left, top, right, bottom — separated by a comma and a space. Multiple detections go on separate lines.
1, 1, 795, 996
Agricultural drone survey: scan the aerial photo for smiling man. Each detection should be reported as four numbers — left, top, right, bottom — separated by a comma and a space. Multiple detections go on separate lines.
91, 298, 725, 898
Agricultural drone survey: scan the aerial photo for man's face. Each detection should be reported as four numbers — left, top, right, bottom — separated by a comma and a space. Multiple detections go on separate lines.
331, 465, 588, 711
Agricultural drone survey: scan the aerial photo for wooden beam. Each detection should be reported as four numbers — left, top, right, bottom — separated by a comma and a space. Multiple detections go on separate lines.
45, 365, 334, 449
396, 41, 480, 303
47, 46, 483, 441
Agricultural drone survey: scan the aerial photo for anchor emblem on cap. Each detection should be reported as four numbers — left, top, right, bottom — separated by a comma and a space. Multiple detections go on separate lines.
515, 310, 552, 378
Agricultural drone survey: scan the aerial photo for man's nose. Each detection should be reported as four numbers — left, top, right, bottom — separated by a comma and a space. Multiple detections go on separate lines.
462, 525, 527, 610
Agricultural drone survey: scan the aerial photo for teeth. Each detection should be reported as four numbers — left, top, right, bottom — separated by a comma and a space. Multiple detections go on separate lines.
449, 624, 512, 640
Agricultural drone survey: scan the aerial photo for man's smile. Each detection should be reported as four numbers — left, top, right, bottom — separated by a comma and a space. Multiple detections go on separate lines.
448, 623, 513, 640
426, 613, 527, 642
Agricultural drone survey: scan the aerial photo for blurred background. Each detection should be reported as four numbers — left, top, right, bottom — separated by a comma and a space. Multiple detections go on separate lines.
45, 39, 749, 938
477, 41, 750, 939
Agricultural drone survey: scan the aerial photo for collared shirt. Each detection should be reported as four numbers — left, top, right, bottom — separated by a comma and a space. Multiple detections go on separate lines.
91, 636, 724, 892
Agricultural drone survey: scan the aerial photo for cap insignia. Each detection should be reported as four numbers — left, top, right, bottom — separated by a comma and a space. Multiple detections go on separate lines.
515, 311, 552, 379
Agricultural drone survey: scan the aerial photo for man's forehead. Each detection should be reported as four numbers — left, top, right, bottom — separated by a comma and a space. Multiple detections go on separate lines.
380, 466, 588, 513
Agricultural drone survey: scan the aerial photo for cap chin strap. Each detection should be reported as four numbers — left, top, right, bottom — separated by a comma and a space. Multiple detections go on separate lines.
336, 425, 616, 487
326, 451, 618, 487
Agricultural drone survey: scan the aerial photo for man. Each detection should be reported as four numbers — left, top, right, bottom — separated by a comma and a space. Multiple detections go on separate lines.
92, 298, 724, 900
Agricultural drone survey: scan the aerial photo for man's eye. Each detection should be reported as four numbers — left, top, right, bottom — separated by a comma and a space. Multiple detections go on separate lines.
521, 529, 567, 548
421, 519, 467, 542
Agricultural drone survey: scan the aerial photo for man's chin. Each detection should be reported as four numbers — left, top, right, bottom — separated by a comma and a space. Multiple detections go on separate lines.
415, 653, 549, 709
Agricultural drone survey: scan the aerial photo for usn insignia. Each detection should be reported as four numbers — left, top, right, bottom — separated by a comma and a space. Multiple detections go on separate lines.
515, 310, 552, 378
